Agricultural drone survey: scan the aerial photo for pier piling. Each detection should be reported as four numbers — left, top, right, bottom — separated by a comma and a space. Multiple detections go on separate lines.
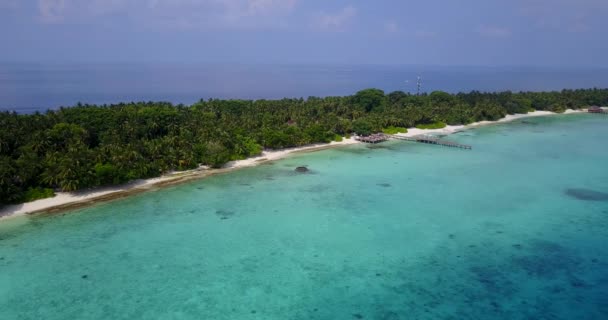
356, 133, 472, 150
388, 134, 472, 150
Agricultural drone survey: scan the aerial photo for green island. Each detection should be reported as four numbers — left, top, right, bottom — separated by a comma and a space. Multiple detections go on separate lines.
1, 88, 606, 205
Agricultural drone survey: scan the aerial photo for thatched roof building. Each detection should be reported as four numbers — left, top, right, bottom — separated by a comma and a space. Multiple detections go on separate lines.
588, 106, 605, 113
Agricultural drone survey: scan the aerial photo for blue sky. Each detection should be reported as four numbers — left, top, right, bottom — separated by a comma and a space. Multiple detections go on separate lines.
1, 0, 607, 66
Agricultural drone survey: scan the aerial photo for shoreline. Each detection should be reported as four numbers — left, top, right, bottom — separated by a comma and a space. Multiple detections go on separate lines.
0, 109, 590, 221
0, 138, 360, 221
395, 109, 583, 138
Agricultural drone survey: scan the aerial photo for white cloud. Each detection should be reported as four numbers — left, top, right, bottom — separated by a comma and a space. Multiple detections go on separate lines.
37, 0, 66, 23
37, 0, 132, 23
35, 0, 298, 28
477, 25, 512, 38
312, 5, 357, 32
215, 0, 298, 27
518, 0, 608, 32
384, 21, 398, 33
88, 0, 132, 15
147, 0, 296, 18
244, 0, 297, 16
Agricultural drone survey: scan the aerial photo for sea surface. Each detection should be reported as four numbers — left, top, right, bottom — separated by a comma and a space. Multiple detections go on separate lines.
1, 114, 608, 319
2, 63, 608, 113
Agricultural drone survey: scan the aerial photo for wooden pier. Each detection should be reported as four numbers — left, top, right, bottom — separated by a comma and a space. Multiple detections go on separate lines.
356, 133, 472, 150
389, 134, 472, 150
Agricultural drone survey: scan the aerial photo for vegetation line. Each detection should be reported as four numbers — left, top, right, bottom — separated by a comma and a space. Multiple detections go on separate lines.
1, 88, 606, 205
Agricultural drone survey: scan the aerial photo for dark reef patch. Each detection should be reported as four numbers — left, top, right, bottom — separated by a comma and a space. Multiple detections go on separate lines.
521, 120, 538, 125
366, 145, 395, 151
511, 240, 581, 278
565, 188, 608, 201
215, 209, 235, 220
377, 183, 391, 188
295, 166, 310, 173
469, 265, 515, 296
569, 277, 588, 288
295, 233, 605, 320
335, 147, 371, 155
303, 184, 331, 193
513, 256, 558, 277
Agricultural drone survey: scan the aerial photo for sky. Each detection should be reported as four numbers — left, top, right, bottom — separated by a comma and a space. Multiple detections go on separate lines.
1, 0, 608, 67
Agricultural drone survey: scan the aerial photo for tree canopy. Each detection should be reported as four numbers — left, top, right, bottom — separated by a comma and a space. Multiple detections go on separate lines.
1, 88, 606, 205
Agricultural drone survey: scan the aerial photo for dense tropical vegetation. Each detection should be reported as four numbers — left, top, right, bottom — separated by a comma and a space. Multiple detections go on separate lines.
416, 122, 447, 130
382, 126, 408, 134
1, 88, 607, 204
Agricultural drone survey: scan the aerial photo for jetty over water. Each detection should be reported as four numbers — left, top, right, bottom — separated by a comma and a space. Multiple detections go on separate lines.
390, 134, 472, 150
355, 133, 472, 150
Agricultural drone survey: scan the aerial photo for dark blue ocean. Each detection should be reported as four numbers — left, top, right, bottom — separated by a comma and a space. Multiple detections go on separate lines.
1, 63, 608, 113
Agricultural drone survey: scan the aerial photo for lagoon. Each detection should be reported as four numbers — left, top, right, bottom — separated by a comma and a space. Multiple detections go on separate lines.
1, 114, 608, 319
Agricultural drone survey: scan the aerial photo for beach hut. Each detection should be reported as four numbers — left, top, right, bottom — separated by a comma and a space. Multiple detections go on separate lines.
355, 133, 388, 144
588, 106, 605, 113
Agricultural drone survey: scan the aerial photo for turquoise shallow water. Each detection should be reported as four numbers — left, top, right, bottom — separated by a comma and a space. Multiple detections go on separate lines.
1, 114, 608, 320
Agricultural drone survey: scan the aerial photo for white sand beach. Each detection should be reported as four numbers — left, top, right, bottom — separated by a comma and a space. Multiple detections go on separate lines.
0, 109, 589, 220
396, 110, 583, 138
223, 137, 360, 169
0, 137, 359, 220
